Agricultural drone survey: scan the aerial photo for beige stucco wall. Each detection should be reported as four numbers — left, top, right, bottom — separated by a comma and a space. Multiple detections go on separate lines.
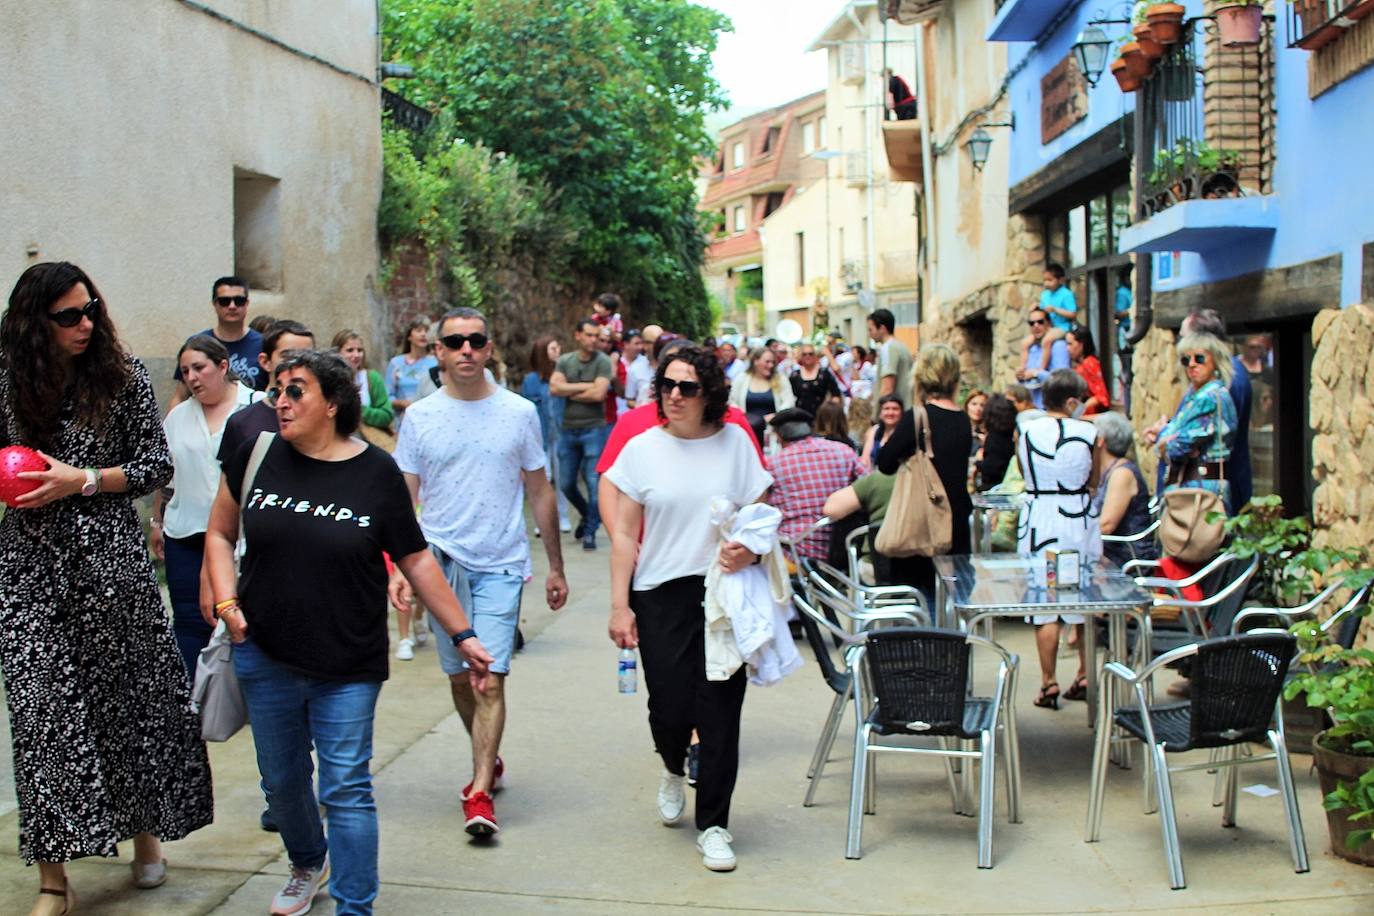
1, 0, 382, 396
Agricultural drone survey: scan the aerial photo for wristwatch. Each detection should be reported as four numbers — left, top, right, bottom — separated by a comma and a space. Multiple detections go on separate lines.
80, 468, 99, 497
450, 628, 478, 648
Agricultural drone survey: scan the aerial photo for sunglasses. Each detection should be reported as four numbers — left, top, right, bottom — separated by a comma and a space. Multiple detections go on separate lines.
215, 295, 249, 307
1027, 318, 1047, 327
439, 332, 489, 351
47, 299, 101, 328
1179, 353, 1210, 367
266, 383, 305, 406
660, 378, 703, 398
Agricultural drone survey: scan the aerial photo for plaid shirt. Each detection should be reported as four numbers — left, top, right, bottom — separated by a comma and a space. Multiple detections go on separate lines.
770, 437, 863, 559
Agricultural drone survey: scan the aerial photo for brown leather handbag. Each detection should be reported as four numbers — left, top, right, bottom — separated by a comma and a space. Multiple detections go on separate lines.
874, 405, 953, 558
1160, 457, 1227, 563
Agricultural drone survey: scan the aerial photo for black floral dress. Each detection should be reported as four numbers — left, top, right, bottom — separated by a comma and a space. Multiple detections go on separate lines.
0, 355, 213, 863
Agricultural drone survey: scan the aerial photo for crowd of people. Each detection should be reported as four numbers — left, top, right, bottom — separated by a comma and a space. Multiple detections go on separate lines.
0, 260, 1249, 914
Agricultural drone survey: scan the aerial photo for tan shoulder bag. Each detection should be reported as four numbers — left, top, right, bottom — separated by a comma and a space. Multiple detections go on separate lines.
874, 405, 953, 558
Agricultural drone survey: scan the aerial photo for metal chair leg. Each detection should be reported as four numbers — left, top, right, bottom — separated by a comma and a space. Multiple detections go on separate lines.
805, 687, 850, 807
1141, 739, 1157, 815
1003, 665, 1023, 824
1270, 729, 1310, 874
1221, 745, 1239, 828
1209, 747, 1227, 807
845, 725, 869, 859
1151, 743, 1186, 890
806, 689, 846, 780
939, 737, 964, 814
977, 729, 996, 868
1085, 690, 1115, 842
864, 749, 877, 815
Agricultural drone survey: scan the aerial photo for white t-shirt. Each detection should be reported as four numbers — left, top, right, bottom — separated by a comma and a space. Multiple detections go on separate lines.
625, 354, 654, 406
163, 381, 259, 539
604, 425, 773, 591
394, 384, 546, 575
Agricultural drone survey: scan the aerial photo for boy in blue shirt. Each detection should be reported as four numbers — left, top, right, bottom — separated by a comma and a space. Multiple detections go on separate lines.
1020, 262, 1077, 373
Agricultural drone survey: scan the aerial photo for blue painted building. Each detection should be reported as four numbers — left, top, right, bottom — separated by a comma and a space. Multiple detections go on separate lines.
987, 0, 1374, 513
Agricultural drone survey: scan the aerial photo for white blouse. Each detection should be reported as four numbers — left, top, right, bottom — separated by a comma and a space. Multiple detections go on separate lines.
162, 382, 259, 539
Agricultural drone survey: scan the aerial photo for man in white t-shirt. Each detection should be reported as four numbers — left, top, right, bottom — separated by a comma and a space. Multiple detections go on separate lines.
623, 329, 654, 407
392, 306, 568, 838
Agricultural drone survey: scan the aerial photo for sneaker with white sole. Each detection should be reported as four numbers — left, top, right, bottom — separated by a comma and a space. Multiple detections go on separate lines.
270, 861, 330, 915
395, 638, 415, 661
696, 826, 737, 871
413, 627, 428, 647
657, 769, 686, 826
460, 756, 505, 802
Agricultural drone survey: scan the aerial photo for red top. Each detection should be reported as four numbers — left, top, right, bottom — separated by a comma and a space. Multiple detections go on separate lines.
1075, 355, 1111, 415
596, 403, 764, 475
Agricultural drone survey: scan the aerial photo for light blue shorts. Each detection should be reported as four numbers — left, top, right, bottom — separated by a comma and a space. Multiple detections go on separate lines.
428, 547, 524, 676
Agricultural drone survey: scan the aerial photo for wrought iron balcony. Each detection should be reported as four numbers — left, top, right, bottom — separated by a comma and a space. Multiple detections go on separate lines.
382, 88, 432, 134
1287, 0, 1374, 50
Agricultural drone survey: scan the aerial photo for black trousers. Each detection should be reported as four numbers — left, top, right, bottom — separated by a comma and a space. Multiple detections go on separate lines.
632, 575, 747, 830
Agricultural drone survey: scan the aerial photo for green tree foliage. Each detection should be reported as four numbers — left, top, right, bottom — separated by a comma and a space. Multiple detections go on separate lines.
383, 0, 730, 338
378, 122, 572, 310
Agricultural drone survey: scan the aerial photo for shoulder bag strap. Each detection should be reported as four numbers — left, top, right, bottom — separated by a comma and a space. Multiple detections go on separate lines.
914, 404, 935, 459
240, 431, 275, 508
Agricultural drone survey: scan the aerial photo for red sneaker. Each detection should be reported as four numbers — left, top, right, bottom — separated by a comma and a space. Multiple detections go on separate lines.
460, 756, 504, 802
463, 791, 499, 837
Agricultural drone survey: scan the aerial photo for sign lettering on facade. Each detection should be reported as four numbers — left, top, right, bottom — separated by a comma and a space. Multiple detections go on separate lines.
1040, 55, 1088, 145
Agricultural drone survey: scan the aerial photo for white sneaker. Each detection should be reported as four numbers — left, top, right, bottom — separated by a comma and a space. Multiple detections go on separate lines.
413, 627, 428, 647
657, 769, 686, 826
696, 826, 737, 871
395, 638, 415, 661
559, 520, 572, 533
270, 861, 330, 915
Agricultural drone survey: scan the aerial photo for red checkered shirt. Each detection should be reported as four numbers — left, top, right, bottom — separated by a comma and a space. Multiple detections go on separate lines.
769, 437, 863, 560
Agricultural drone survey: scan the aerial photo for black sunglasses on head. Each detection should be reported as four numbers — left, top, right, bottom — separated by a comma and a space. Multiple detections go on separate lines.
215, 295, 248, 307
439, 332, 489, 351
47, 299, 101, 328
660, 378, 703, 398
266, 383, 305, 406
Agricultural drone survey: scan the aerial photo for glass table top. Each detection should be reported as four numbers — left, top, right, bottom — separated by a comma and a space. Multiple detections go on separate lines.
933, 554, 1150, 612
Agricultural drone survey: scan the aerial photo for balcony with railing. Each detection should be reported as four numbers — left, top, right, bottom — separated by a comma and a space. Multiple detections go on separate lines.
1288, 0, 1374, 50
1118, 15, 1279, 255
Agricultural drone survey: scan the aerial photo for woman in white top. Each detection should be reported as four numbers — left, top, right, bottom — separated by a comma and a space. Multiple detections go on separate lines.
605, 345, 773, 874
1016, 369, 1101, 710
153, 334, 259, 680
727, 346, 795, 451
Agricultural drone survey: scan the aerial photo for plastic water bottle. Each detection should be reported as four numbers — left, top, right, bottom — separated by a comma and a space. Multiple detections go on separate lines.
618, 647, 638, 694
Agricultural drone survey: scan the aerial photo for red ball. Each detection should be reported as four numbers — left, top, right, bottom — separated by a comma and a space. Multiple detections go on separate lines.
0, 446, 49, 508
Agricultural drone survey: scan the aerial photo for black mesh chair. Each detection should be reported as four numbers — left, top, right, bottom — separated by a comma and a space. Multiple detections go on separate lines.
1085, 631, 1308, 889
792, 566, 926, 808
846, 627, 1018, 867
1127, 553, 1259, 659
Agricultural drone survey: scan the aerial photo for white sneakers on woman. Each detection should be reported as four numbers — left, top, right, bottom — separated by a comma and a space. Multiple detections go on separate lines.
657, 769, 686, 825
697, 826, 737, 871
395, 638, 415, 661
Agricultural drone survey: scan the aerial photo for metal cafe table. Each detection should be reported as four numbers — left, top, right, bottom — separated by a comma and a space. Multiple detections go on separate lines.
932, 554, 1153, 727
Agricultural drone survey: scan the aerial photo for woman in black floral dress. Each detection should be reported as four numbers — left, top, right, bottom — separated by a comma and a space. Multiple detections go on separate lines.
0, 262, 213, 915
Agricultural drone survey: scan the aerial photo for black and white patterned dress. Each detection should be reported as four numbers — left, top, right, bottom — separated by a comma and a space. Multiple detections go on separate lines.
0, 354, 214, 863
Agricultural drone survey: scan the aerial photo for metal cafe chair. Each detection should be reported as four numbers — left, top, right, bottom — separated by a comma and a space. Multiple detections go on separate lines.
1127, 552, 1260, 658
1084, 631, 1308, 890
845, 627, 1019, 868
844, 523, 873, 584
792, 567, 926, 808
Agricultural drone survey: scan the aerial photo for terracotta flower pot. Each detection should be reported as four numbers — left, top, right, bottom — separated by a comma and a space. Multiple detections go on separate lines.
1146, 3, 1186, 44
1134, 24, 1165, 60
1111, 58, 1141, 93
1312, 732, 1374, 866
1216, 4, 1264, 48
1121, 42, 1152, 79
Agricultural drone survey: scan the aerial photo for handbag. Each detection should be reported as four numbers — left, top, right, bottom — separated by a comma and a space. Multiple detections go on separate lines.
874, 405, 953, 558
191, 430, 273, 741
1159, 455, 1227, 563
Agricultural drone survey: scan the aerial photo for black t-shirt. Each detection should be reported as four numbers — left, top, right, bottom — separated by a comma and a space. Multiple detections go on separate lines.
223, 436, 427, 682
216, 399, 278, 465
790, 369, 843, 417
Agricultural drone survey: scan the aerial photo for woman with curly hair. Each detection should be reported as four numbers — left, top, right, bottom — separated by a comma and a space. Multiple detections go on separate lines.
604, 345, 772, 874
0, 262, 213, 914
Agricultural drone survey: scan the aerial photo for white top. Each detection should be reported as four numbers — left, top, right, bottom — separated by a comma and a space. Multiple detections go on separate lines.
163, 382, 259, 538
604, 425, 773, 591
394, 384, 546, 576
625, 354, 654, 405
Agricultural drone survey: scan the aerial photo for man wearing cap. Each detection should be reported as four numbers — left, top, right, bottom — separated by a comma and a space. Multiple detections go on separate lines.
767, 408, 863, 562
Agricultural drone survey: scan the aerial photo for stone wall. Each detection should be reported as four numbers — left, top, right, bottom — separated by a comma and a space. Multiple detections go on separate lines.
1310, 303, 1374, 553
1128, 324, 1185, 484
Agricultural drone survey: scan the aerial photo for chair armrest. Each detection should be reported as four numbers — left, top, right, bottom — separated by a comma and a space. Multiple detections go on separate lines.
1122, 559, 1163, 576
1101, 660, 1140, 684
1102, 519, 1160, 544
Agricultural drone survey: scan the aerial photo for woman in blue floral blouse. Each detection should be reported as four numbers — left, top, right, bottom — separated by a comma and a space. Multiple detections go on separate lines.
1147, 332, 1238, 512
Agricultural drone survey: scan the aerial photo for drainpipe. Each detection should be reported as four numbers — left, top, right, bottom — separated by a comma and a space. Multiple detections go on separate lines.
914, 22, 937, 323
1126, 94, 1153, 348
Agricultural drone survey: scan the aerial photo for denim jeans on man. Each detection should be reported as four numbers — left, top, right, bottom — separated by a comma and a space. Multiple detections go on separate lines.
234, 637, 382, 915
556, 424, 604, 534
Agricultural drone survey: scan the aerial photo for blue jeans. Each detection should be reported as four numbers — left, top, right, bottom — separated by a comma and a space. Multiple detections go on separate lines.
234, 638, 382, 915
164, 533, 212, 683
556, 424, 604, 535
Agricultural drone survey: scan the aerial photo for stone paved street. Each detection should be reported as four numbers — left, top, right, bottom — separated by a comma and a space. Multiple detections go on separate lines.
0, 532, 1371, 914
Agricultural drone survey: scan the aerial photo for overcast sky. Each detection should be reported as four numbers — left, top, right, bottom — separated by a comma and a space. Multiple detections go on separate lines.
699, 0, 838, 117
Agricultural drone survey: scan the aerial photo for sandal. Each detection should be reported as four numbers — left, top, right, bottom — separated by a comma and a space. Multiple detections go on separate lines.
29, 882, 76, 916
1063, 675, 1089, 702
1034, 682, 1060, 709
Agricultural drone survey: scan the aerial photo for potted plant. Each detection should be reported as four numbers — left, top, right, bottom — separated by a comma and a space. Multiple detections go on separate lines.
1111, 57, 1142, 93
1216, 1, 1265, 48
1134, 23, 1165, 59
1284, 577, 1374, 865
1121, 40, 1153, 79
1146, 3, 1187, 44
